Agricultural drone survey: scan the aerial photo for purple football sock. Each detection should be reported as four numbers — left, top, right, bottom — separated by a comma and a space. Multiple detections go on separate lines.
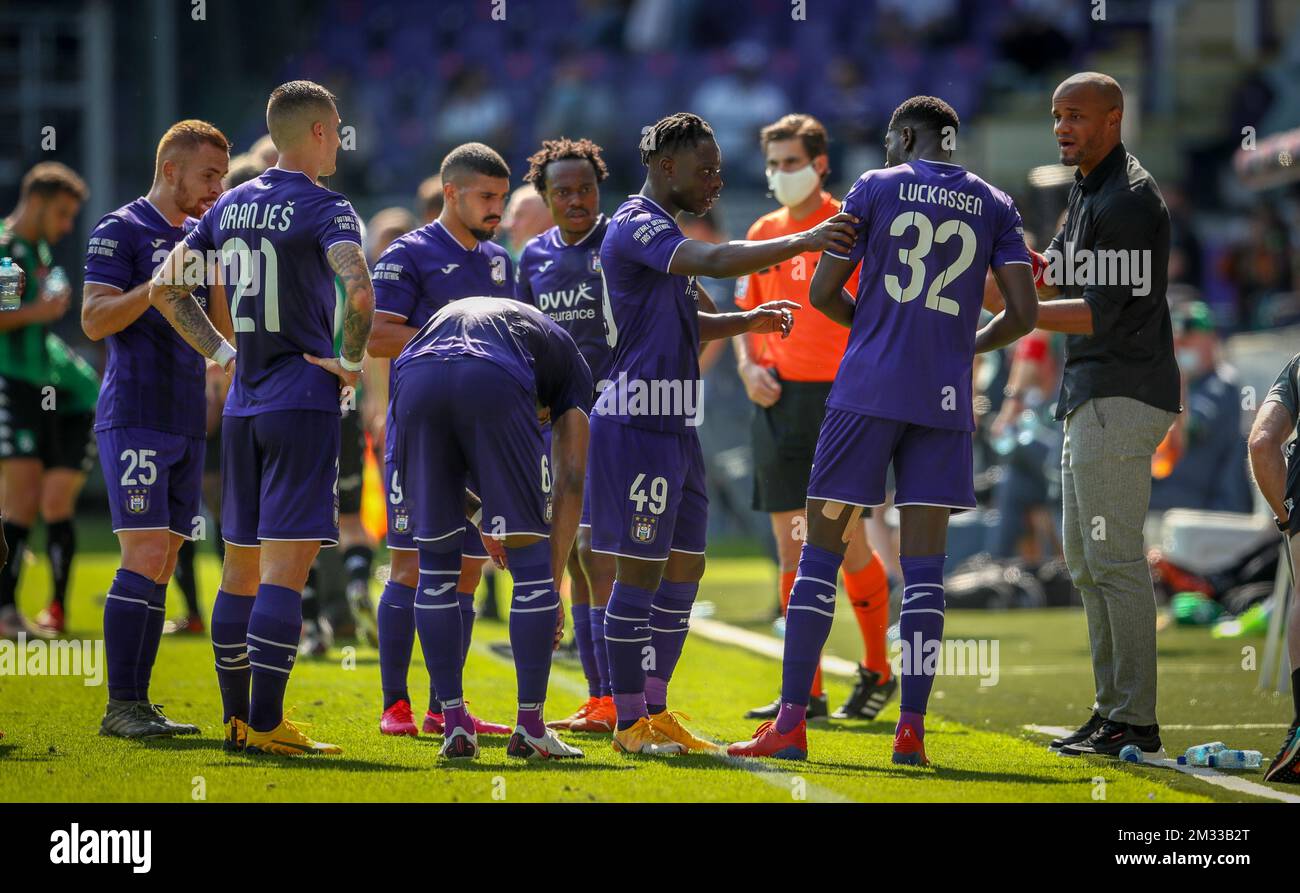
898, 554, 946, 718
377, 581, 416, 709
646, 579, 697, 713
413, 546, 464, 707
777, 544, 844, 734
442, 696, 471, 733
605, 581, 654, 729
136, 582, 168, 701
506, 541, 558, 707
103, 568, 156, 701
571, 602, 600, 697
459, 592, 476, 665
590, 605, 611, 697
517, 701, 546, 738
898, 709, 926, 741
211, 589, 254, 723
247, 583, 302, 733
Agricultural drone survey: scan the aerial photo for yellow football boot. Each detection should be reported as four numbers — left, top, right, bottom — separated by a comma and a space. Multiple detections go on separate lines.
245, 715, 341, 755
648, 711, 719, 753
611, 716, 685, 755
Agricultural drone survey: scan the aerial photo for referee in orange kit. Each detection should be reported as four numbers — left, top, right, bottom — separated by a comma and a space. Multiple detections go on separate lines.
733, 114, 894, 721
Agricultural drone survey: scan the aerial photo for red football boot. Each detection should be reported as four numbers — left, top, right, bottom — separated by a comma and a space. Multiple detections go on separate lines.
380, 699, 418, 736
726, 720, 807, 760
423, 711, 444, 735
34, 603, 64, 635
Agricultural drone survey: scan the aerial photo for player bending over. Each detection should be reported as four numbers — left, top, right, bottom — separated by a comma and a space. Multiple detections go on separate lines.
150, 80, 374, 756
391, 297, 593, 760
516, 137, 619, 732
592, 112, 857, 755
83, 120, 232, 738
367, 143, 516, 739
728, 96, 1037, 765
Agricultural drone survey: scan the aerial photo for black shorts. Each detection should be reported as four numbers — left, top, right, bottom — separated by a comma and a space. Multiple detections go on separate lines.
338, 404, 366, 516
750, 378, 832, 514
0, 375, 97, 472
1284, 441, 1300, 536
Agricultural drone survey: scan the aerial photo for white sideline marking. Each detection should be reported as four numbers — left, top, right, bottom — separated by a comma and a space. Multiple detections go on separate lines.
690, 618, 860, 677
1024, 725, 1300, 804
1159, 723, 1292, 731
475, 640, 855, 802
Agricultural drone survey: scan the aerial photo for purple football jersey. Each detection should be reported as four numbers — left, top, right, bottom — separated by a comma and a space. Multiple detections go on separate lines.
85, 198, 207, 437
373, 220, 515, 333
515, 216, 613, 386
395, 297, 594, 420
182, 167, 362, 417
827, 159, 1030, 431
594, 195, 699, 433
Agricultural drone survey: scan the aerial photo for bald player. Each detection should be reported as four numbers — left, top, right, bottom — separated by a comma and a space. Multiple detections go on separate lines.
501, 184, 553, 257
151, 80, 375, 756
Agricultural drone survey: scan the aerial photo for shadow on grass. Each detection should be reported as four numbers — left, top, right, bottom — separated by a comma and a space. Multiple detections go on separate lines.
212, 753, 426, 773
420, 758, 635, 773
791, 758, 1084, 787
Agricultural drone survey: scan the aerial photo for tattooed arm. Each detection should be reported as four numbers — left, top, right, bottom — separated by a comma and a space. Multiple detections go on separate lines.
148, 244, 235, 371
304, 241, 375, 387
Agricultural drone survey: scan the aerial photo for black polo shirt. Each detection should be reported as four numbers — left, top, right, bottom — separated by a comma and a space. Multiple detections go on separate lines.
1048, 142, 1181, 421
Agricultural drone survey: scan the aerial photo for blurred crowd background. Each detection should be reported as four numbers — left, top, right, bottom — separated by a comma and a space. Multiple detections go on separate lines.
5, 0, 1300, 618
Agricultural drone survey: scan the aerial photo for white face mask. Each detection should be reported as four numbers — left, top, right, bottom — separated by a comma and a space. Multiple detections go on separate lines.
766, 163, 820, 208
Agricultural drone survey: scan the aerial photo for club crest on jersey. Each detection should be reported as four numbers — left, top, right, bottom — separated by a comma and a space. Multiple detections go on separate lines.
588, 251, 601, 274
126, 488, 149, 515
631, 514, 657, 545
393, 507, 410, 533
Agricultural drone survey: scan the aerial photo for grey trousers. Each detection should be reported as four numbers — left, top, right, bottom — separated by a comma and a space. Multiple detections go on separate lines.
1061, 396, 1177, 726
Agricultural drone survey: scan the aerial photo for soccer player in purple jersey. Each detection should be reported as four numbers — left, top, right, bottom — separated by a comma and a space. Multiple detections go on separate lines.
516, 137, 619, 733
727, 96, 1039, 765
590, 113, 857, 755
392, 297, 593, 760
81, 120, 232, 739
367, 143, 516, 739
149, 81, 375, 756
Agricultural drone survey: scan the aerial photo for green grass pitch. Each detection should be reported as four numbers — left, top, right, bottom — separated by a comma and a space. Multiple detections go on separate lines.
1, 549, 1294, 803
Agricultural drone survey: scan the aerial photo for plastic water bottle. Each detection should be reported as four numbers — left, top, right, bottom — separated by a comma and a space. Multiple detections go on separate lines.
1119, 744, 1144, 763
0, 257, 21, 311
1178, 742, 1226, 766
43, 265, 69, 300
1207, 749, 1262, 770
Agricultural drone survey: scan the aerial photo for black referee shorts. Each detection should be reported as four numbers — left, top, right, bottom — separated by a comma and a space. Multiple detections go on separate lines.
338, 404, 367, 516
750, 378, 832, 514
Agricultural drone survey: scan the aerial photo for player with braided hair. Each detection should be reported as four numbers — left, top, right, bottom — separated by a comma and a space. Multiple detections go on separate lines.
591, 112, 859, 754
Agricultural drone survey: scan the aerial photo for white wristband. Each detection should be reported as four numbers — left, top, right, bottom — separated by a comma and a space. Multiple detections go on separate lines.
211, 341, 235, 368
339, 354, 364, 372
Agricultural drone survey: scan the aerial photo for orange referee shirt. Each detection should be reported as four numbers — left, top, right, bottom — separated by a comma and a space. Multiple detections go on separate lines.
733, 191, 861, 382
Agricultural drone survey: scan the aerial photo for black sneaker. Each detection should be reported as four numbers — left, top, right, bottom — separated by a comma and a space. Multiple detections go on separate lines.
832, 667, 897, 720
146, 704, 200, 735
99, 700, 175, 739
744, 693, 828, 720
1059, 719, 1165, 758
1049, 711, 1104, 750
298, 617, 332, 658
1264, 722, 1300, 784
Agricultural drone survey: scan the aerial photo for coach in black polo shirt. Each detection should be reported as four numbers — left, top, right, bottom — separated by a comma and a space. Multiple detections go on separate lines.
1034, 72, 1181, 759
